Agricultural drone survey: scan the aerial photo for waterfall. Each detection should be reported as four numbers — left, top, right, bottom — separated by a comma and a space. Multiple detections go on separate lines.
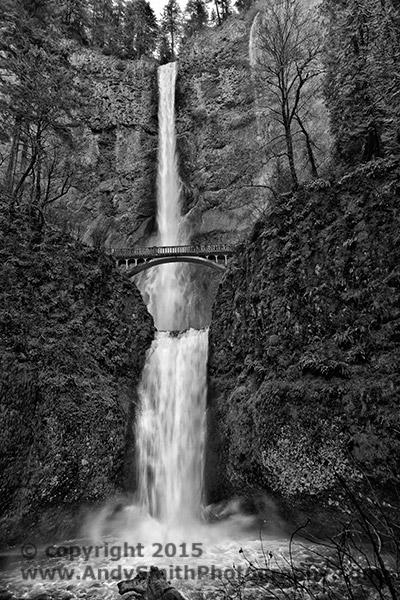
249, 12, 262, 140
249, 11, 260, 69
142, 62, 189, 332
135, 62, 208, 527
136, 330, 207, 524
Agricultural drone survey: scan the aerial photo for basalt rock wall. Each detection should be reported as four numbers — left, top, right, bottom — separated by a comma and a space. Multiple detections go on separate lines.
176, 15, 265, 246
54, 20, 267, 252
51, 51, 159, 249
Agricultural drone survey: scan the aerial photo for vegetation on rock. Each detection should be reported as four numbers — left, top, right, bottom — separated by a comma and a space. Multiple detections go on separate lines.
207, 159, 400, 515
323, 0, 400, 168
0, 207, 154, 543
207, 0, 400, 525
0, 0, 159, 249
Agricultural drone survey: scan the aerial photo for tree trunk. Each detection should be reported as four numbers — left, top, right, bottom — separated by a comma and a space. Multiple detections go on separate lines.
5, 118, 21, 199
296, 115, 319, 178
280, 79, 298, 188
362, 123, 382, 161
285, 124, 298, 188
214, 0, 222, 25
170, 23, 175, 58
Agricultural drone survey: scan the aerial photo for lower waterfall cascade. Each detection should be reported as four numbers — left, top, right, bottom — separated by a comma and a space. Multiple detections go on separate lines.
136, 329, 208, 527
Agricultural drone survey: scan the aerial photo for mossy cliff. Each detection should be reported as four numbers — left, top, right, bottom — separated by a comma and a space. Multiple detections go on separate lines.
207, 160, 400, 520
0, 215, 154, 544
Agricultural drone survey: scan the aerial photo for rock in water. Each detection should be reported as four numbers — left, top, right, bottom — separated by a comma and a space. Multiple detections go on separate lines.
147, 567, 185, 600
118, 572, 147, 595
118, 567, 186, 600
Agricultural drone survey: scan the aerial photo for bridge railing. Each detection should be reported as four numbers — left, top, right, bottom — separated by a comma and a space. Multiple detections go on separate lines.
112, 244, 234, 258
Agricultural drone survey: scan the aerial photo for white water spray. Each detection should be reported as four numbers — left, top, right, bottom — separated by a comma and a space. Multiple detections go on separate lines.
249, 11, 263, 140
135, 62, 208, 526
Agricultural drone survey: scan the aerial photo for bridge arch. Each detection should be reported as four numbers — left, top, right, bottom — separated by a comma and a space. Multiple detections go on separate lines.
125, 255, 226, 276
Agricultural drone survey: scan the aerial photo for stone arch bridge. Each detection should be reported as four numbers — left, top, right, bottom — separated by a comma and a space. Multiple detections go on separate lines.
112, 244, 234, 275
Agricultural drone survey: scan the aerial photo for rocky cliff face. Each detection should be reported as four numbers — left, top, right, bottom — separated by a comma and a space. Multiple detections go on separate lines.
51, 51, 159, 249
51, 27, 262, 253
0, 218, 154, 543
176, 16, 264, 245
206, 159, 400, 524
50, 10, 328, 252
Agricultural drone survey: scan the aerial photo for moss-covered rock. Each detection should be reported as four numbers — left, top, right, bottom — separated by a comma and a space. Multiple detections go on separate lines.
207, 158, 400, 517
0, 214, 154, 543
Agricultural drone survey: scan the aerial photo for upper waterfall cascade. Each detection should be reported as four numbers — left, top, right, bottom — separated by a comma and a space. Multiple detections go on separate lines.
139, 62, 189, 332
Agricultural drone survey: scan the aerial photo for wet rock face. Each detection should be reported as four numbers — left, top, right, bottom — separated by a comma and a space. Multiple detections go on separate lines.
206, 162, 400, 517
52, 52, 159, 249
176, 16, 265, 245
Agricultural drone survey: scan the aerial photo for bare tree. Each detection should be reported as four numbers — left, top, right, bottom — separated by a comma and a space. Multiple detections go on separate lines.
254, 0, 323, 188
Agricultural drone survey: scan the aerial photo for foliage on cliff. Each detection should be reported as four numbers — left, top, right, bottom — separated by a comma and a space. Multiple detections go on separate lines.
208, 159, 400, 505
0, 0, 89, 214
0, 208, 154, 542
323, 0, 400, 167
0, 0, 159, 249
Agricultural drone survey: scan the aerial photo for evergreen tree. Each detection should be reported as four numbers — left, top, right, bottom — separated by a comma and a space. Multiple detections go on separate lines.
160, 0, 182, 59
0, 0, 85, 220
105, 0, 126, 56
206, 0, 230, 26
322, 0, 400, 165
183, 0, 208, 37
219, 0, 231, 21
88, 0, 114, 48
235, 0, 254, 12
59, 0, 90, 43
20, 0, 59, 27
124, 0, 158, 59
158, 32, 174, 64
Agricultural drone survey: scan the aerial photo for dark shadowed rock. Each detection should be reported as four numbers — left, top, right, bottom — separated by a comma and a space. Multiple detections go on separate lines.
118, 572, 148, 595
120, 592, 143, 600
118, 567, 186, 600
